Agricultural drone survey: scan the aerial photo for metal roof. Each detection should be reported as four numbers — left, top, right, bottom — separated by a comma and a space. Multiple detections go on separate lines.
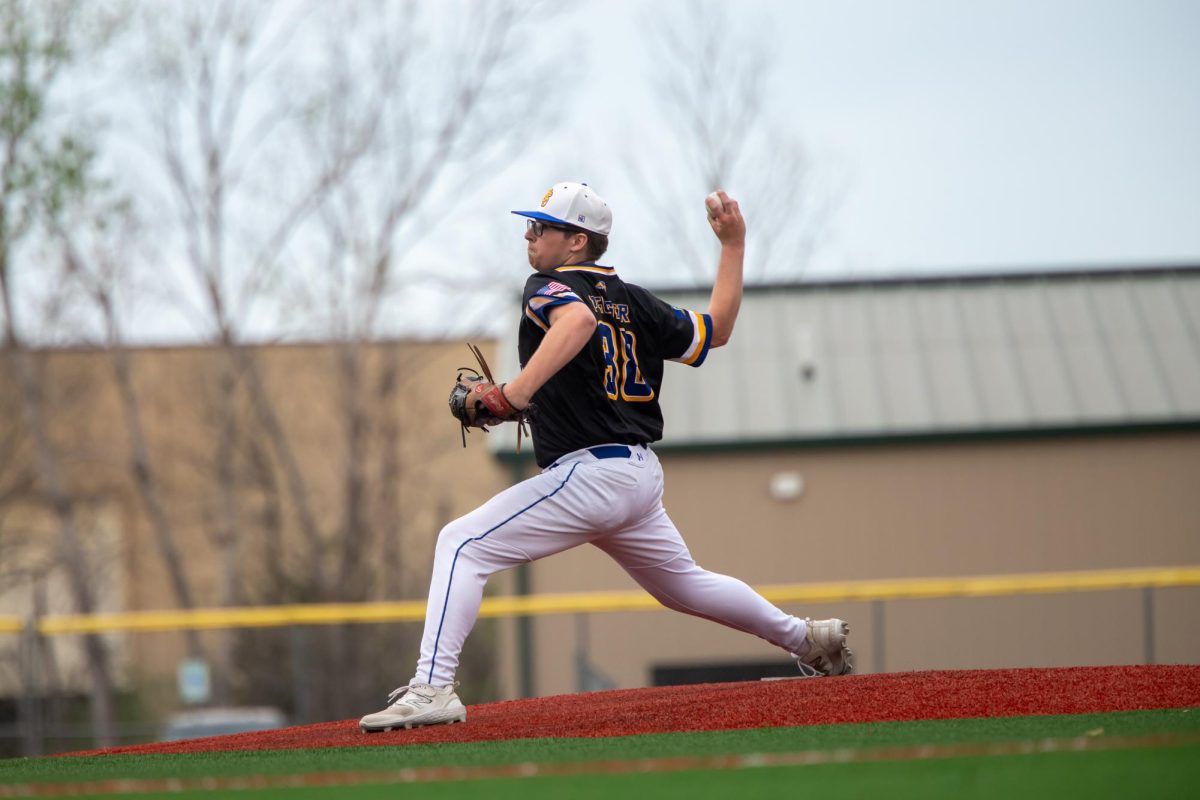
494, 266, 1200, 450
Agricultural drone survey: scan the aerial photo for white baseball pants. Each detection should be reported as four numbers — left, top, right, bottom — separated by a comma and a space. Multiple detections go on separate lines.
411, 444, 808, 688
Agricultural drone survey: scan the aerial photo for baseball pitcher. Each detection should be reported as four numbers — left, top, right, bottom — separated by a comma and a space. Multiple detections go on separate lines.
360, 182, 852, 732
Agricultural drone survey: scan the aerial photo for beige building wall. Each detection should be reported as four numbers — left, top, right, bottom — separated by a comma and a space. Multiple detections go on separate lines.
1, 341, 515, 701
5, 341, 1197, 708
513, 431, 1200, 699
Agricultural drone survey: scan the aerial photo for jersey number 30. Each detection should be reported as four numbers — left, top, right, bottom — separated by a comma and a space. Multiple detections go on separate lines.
597, 322, 655, 402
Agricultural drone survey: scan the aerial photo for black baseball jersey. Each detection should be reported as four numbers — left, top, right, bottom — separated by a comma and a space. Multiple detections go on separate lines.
518, 262, 714, 468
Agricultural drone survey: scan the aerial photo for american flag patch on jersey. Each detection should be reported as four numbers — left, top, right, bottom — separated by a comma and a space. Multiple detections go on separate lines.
539, 281, 575, 296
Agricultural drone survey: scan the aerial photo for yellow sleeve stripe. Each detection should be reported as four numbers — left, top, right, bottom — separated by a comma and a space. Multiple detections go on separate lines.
667, 310, 713, 367
668, 310, 701, 364
682, 311, 708, 365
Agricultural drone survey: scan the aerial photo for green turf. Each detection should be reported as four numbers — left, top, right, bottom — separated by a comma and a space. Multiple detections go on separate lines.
39, 744, 1200, 799
0, 707, 1195, 790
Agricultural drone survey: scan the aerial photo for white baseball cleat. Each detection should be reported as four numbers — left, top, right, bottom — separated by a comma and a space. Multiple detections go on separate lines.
359, 683, 467, 733
794, 618, 854, 677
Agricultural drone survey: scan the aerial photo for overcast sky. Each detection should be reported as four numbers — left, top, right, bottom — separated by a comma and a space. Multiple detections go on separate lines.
21, 0, 1199, 344
489, 0, 1200, 281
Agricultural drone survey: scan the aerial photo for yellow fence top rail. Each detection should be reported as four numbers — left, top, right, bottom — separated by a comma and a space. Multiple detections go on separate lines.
1, 565, 1197, 637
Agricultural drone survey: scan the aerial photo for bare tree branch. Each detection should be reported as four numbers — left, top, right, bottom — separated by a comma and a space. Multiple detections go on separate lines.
0, 0, 119, 747
55, 203, 208, 663
631, 0, 839, 284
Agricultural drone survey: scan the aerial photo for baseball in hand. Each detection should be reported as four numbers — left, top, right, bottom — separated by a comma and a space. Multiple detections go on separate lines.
705, 191, 725, 217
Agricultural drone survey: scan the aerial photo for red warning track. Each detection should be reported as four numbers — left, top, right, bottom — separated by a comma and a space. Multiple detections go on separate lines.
73, 665, 1200, 757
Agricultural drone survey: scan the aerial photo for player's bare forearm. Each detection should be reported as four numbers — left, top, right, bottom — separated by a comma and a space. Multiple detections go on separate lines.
503, 302, 597, 409
706, 190, 746, 348
708, 241, 744, 348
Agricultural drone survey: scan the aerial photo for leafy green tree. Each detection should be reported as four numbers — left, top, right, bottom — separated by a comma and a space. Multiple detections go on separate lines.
0, 0, 121, 748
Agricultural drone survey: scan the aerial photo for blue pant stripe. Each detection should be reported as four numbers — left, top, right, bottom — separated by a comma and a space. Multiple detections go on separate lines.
427, 462, 580, 684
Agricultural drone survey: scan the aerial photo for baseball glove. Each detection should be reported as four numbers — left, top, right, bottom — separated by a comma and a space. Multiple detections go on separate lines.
449, 343, 532, 452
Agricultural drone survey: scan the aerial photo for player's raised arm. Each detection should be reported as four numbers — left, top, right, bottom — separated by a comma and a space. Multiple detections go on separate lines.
705, 190, 746, 348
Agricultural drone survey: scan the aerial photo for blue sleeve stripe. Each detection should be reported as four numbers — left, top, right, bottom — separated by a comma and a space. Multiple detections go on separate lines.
668, 308, 712, 367
524, 306, 549, 332
691, 312, 714, 367
526, 294, 583, 326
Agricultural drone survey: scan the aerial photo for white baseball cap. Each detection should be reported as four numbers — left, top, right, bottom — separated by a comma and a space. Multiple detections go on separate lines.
512, 182, 612, 236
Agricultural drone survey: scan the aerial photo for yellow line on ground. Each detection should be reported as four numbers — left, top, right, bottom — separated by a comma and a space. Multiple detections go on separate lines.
4, 565, 1198, 636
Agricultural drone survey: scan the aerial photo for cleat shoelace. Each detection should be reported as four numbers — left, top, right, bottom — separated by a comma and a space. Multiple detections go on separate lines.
385, 687, 433, 708
385, 682, 456, 709
796, 662, 823, 678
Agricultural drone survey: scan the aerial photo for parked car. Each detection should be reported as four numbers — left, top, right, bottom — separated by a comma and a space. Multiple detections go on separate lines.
161, 707, 287, 741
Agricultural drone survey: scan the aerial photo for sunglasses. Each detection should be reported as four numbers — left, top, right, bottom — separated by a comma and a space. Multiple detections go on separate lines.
526, 219, 580, 238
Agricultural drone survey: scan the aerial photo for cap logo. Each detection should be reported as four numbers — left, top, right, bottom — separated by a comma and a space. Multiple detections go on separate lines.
577, 214, 586, 223
540, 188, 553, 208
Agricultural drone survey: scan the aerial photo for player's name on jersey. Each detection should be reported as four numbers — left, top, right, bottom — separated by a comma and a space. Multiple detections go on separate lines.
587, 295, 630, 323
